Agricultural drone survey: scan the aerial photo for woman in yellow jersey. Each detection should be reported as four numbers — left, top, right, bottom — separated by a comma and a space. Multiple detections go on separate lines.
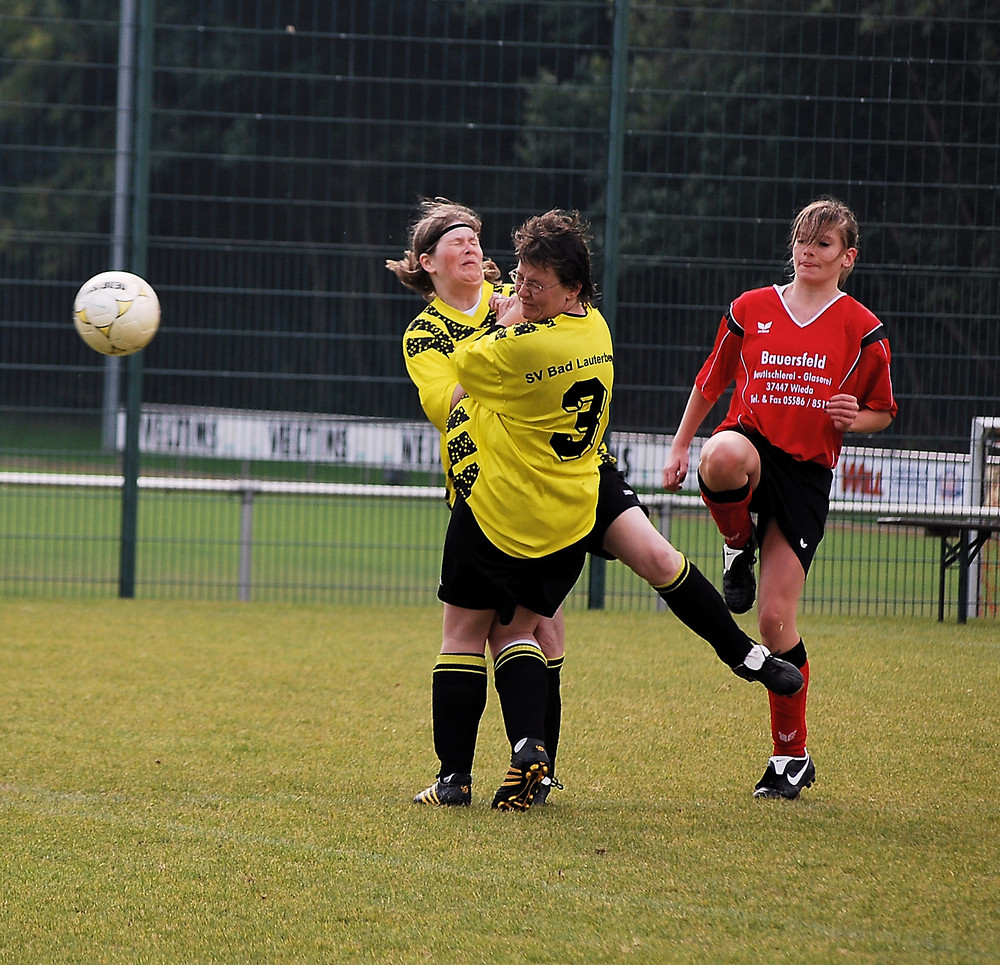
452, 209, 610, 809
390, 202, 803, 812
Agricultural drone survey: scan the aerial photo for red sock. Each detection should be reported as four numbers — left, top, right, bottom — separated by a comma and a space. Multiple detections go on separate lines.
698, 477, 754, 547
768, 659, 809, 756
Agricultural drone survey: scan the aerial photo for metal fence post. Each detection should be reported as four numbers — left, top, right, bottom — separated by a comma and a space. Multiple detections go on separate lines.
238, 488, 255, 602
589, 0, 630, 610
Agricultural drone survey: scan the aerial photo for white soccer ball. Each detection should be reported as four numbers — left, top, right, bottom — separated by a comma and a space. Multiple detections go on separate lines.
73, 270, 160, 356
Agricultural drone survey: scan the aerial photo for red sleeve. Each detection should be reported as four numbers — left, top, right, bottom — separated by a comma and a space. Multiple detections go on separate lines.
846, 337, 898, 418
694, 310, 742, 403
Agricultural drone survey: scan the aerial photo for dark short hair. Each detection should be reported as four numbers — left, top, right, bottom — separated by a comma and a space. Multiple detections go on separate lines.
512, 209, 596, 306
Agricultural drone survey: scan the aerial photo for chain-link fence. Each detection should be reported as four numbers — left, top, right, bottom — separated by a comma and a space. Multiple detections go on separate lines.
1, 1, 997, 613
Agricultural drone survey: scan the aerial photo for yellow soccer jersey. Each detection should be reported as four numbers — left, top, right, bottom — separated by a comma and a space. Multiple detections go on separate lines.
447, 305, 614, 558
401, 279, 506, 434
402, 280, 508, 503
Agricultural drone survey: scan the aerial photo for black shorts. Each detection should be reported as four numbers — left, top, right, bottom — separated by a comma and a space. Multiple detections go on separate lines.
586, 463, 648, 560
739, 429, 833, 574
438, 497, 589, 625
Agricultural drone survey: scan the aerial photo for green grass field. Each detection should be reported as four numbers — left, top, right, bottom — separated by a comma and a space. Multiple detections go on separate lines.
2, 601, 996, 963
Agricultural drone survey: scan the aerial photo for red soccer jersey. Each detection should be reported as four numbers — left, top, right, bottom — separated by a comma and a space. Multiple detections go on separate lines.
695, 285, 897, 468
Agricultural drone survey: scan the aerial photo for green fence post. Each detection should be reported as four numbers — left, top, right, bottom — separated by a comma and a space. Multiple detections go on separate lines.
589, 0, 630, 610
118, 0, 154, 598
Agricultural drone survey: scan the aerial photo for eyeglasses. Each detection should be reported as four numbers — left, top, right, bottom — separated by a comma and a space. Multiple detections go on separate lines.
509, 269, 561, 295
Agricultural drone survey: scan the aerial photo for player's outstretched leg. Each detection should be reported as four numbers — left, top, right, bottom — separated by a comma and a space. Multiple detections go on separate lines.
654, 556, 802, 696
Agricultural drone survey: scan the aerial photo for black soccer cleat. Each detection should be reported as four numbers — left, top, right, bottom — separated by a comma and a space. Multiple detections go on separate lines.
752, 753, 816, 799
732, 644, 804, 696
413, 772, 472, 807
491, 737, 550, 812
532, 775, 564, 806
722, 531, 757, 613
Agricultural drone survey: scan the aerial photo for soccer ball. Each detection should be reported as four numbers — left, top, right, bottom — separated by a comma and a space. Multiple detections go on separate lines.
73, 270, 160, 356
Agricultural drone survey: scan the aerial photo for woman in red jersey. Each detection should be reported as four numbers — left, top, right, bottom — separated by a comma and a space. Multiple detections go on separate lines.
664, 197, 898, 799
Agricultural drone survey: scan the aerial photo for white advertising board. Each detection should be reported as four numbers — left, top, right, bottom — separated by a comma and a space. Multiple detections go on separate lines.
122, 405, 974, 511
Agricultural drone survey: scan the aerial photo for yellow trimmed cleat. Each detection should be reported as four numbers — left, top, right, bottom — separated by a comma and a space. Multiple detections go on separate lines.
413, 773, 472, 806
491, 738, 550, 812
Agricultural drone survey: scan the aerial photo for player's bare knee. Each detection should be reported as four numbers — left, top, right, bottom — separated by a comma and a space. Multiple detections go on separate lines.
641, 541, 684, 586
698, 447, 734, 489
757, 607, 797, 651
534, 624, 565, 660
699, 433, 754, 489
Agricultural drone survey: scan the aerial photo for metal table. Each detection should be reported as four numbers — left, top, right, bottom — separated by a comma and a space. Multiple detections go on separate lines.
878, 511, 1000, 623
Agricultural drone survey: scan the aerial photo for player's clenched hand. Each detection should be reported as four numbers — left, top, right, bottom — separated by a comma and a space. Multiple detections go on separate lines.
663, 446, 690, 492
825, 393, 860, 431
489, 292, 523, 327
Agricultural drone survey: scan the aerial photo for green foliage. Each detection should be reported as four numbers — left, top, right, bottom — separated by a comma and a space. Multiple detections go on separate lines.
0, 2, 119, 257
519, 0, 1000, 272
1, 602, 997, 962
1, 3, 997, 445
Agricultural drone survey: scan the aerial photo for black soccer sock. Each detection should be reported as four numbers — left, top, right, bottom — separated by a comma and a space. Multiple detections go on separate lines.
493, 641, 549, 749
653, 555, 754, 667
431, 652, 488, 777
781, 639, 808, 669
544, 655, 564, 773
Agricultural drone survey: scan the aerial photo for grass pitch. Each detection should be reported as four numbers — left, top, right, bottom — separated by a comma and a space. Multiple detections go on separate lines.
1, 601, 997, 963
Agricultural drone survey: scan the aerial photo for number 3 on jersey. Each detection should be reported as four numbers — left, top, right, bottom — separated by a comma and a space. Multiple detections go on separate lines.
549, 377, 609, 461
